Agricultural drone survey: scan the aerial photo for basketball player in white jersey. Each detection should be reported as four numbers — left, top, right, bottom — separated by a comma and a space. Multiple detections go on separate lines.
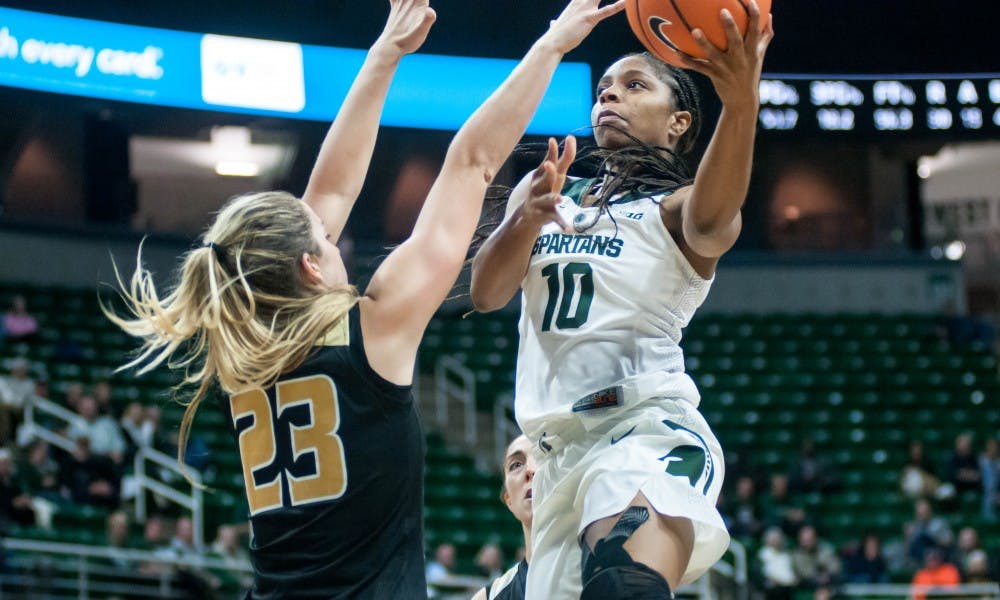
470, 2, 774, 598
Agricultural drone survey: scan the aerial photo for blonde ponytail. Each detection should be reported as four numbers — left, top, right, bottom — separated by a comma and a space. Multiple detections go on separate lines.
104, 192, 358, 482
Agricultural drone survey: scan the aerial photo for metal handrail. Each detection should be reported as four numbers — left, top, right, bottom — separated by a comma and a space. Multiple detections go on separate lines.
1, 537, 252, 600
20, 395, 83, 453
19, 395, 207, 550
492, 392, 519, 466
1, 538, 251, 572
839, 583, 1000, 597
728, 537, 749, 600
434, 355, 477, 446
133, 446, 205, 549
19, 394, 208, 553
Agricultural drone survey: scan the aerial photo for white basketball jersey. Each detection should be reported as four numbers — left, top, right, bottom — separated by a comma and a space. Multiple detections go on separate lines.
514, 178, 712, 441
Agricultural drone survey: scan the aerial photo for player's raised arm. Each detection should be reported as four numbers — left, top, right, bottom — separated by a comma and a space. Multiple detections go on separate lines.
302, 0, 436, 243
675, 0, 774, 258
361, 0, 625, 383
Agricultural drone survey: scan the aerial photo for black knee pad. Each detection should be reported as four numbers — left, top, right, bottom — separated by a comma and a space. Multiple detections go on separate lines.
581, 506, 650, 581
580, 563, 673, 599
579, 506, 674, 599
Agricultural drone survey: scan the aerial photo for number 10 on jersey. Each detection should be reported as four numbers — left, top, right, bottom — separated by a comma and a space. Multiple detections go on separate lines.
541, 262, 594, 332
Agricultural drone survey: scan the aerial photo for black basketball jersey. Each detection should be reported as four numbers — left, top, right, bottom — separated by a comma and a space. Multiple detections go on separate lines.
484, 561, 527, 600
229, 305, 426, 599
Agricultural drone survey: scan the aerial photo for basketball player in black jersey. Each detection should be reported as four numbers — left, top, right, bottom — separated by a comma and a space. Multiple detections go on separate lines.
105, 0, 625, 597
473, 435, 535, 600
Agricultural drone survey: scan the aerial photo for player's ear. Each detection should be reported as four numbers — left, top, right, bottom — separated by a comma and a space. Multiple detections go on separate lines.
668, 110, 692, 140
300, 252, 322, 284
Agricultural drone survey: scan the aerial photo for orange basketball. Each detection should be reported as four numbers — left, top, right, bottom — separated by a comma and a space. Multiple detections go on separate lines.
626, 0, 772, 68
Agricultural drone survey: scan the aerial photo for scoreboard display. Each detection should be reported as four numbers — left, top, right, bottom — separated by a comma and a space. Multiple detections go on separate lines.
758, 74, 1000, 137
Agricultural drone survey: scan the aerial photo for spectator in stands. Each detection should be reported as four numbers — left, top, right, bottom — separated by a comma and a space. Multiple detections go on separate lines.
17, 439, 60, 503
760, 473, 808, 539
885, 521, 918, 575
472, 434, 533, 600
170, 516, 201, 554
946, 432, 982, 496
900, 440, 941, 501
0, 358, 35, 407
60, 435, 120, 509
31, 375, 49, 404
726, 475, 763, 540
760, 473, 790, 519
963, 549, 992, 585
15, 439, 60, 529
789, 438, 840, 495
143, 515, 214, 596
142, 515, 169, 550
844, 533, 888, 584
68, 395, 126, 465
759, 527, 798, 600
105, 510, 133, 569
979, 437, 999, 520
425, 542, 456, 586
0, 357, 34, 443
137, 515, 172, 577
905, 499, 954, 566
210, 524, 252, 591
211, 524, 250, 568
92, 380, 115, 418
0, 447, 36, 530
954, 527, 982, 572
2, 295, 39, 341
169, 517, 216, 599
911, 547, 960, 600
882, 521, 921, 579
143, 405, 172, 455
475, 543, 505, 581
120, 401, 145, 460
63, 382, 84, 412
32, 374, 48, 398
791, 524, 840, 598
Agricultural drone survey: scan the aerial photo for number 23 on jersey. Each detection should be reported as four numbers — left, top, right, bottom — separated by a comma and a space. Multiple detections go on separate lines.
230, 375, 348, 515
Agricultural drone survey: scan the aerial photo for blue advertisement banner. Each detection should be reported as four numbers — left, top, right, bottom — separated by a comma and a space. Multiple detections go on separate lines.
0, 7, 594, 135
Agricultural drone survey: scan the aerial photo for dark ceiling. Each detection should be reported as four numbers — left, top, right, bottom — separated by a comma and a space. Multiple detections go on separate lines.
4, 0, 999, 74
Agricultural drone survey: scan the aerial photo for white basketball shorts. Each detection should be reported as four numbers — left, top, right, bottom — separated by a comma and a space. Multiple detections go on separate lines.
524, 395, 730, 599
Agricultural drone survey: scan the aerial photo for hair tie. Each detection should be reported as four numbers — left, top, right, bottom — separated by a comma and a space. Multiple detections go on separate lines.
205, 241, 227, 263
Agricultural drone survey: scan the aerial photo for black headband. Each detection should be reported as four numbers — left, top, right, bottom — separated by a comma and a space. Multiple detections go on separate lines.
205, 241, 227, 263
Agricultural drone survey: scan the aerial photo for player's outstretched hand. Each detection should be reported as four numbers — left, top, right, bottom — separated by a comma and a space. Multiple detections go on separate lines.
522, 136, 577, 233
376, 0, 437, 58
542, 0, 626, 55
678, 0, 774, 110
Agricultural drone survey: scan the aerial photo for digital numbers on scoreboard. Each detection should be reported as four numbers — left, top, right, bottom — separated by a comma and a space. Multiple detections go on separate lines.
757, 74, 1000, 136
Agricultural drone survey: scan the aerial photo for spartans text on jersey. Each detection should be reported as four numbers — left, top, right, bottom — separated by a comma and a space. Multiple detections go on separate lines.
531, 233, 624, 258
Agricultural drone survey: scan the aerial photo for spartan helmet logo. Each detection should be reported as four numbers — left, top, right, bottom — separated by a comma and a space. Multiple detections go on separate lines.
659, 419, 715, 495
647, 16, 682, 53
